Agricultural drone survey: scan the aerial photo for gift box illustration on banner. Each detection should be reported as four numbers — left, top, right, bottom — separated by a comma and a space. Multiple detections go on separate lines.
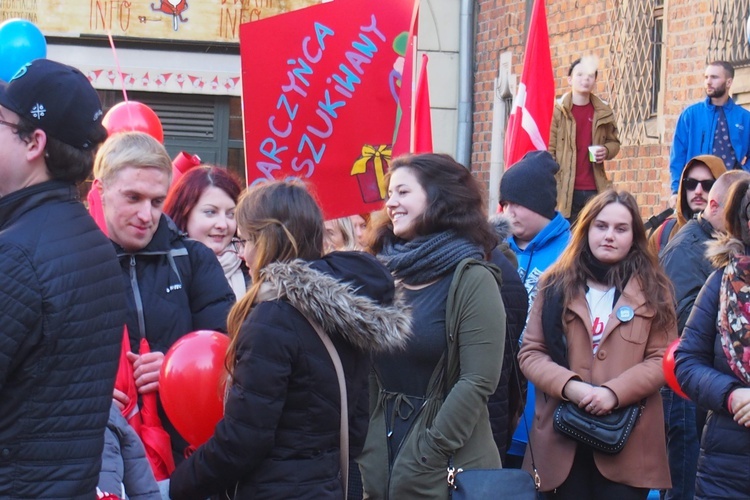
350, 144, 392, 203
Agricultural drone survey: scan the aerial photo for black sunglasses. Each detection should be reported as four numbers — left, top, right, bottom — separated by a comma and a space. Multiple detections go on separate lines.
682, 178, 714, 191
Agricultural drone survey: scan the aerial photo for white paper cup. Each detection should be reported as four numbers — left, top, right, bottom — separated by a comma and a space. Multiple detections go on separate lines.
588, 145, 600, 162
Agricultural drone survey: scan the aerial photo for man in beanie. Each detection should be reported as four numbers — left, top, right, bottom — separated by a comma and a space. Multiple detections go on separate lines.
498, 150, 571, 468
0, 59, 127, 498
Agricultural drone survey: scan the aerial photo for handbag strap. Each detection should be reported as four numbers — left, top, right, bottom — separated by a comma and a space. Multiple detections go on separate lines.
507, 331, 541, 490
443, 261, 540, 490
306, 314, 349, 500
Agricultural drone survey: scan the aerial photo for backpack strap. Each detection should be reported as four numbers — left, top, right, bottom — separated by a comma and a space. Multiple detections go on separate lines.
658, 218, 678, 253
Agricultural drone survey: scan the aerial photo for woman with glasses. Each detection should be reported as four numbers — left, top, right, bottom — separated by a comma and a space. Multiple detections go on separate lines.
164, 165, 247, 299
168, 180, 411, 499
675, 178, 750, 499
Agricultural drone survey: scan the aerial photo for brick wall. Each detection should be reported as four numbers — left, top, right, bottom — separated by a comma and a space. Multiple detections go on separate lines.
473, 0, 719, 218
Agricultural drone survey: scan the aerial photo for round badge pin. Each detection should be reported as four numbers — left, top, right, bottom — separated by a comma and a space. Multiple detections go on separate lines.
616, 306, 634, 322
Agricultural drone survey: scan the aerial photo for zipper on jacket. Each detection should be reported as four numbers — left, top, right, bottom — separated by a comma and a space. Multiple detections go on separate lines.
129, 255, 147, 340
384, 396, 429, 500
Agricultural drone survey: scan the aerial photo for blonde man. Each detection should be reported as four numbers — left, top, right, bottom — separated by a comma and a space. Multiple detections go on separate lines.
94, 132, 235, 464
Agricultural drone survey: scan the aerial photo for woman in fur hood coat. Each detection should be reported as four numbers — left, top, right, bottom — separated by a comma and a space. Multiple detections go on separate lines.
676, 178, 750, 499
169, 181, 411, 500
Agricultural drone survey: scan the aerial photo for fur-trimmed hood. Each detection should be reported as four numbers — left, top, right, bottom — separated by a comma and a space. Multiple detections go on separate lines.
256, 257, 411, 353
489, 214, 513, 242
706, 234, 746, 268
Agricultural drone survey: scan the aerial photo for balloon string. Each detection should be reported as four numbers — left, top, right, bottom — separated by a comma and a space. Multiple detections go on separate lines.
107, 31, 134, 130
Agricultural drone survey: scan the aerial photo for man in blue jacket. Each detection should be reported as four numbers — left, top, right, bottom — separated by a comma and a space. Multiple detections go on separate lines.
92, 132, 235, 464
0, 59, 127, 498
497, 150, 571, 467
669, 61, 750, 205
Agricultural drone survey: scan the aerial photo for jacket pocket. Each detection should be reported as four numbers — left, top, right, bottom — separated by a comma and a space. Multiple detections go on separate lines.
617, 317, 649, 344
389, 429, 451, 499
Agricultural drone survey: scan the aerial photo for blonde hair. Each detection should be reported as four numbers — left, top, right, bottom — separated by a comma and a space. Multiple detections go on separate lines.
225, 180, 325, 375
93, 132, 172, 185
324, 216, 359, 252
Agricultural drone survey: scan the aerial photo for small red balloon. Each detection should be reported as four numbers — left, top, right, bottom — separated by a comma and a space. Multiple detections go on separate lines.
663, 338, 690, 400
102, 101, 164, 143
159, 330, 230, 447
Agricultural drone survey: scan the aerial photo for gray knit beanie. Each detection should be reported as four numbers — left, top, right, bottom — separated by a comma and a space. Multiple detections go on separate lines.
499, 150, 560, 220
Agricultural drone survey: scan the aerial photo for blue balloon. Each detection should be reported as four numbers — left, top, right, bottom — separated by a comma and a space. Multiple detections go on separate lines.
0, 19, 47, 82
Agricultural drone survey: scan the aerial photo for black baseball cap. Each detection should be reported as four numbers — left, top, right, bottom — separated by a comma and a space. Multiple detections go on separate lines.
0, 58, 107, 150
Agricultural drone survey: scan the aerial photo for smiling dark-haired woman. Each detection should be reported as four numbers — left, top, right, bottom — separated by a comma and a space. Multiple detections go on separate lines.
359, 153, 506, 499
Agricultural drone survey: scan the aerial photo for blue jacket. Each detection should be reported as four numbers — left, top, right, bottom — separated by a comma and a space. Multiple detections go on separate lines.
669, 97, 750, 192
676, 269, 750, 499
506, 212, 571, 456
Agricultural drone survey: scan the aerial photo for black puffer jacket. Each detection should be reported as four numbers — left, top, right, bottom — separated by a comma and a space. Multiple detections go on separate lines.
0, 182, 126, 498
676, 245, 750, 499
116, 215, 235, 355
114, 214, 235, 460
660, 215, 717, 333
487, 216, 529, 461
169, 252, 411, 500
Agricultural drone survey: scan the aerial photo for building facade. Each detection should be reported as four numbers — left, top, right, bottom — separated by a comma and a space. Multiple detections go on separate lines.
474, 0, 750, 216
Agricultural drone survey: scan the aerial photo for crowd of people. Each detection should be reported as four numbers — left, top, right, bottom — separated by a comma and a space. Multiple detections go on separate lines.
1, 55, 749, 500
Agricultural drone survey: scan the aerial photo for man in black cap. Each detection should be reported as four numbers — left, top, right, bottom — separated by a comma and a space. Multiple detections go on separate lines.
497, 150, 571, 468
0, 59, 127, 498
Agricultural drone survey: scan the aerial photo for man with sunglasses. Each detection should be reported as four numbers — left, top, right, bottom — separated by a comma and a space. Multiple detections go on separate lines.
658, 169, 750, 500
649, 155, 726, 256
0, 59, 128, 497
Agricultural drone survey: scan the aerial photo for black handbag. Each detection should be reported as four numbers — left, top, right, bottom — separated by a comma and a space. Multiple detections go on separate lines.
447, 464, 538, 500
553, 400, 644, 454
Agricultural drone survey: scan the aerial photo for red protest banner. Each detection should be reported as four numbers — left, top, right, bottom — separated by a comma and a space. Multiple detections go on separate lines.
240, 0, 416, 220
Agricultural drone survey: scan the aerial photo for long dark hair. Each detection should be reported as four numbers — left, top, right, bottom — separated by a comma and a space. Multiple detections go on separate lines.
368, 153, 497, 254
541, 189, 676, 333
225, 180, 325, 374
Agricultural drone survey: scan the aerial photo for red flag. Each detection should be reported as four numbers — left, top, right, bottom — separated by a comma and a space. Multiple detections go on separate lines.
138, 338, 175, 481
504, 0, 554, 168
392, 1, 420, 157
86, 188, 108, 236
414, 53, 433, 154
114, 327, 141, 434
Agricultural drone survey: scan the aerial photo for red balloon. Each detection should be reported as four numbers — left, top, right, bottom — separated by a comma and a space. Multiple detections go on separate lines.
159, 330, 230, 447
663, 338, 690, 400
102, 101, 164, 143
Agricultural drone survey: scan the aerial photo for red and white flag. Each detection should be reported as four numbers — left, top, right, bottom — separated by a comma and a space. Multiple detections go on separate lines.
504, 0, 554, 168
413, 53, 433, 154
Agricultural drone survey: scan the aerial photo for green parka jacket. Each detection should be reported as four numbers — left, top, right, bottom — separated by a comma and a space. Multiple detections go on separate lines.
358, 259, 506, 499
549, 92, 620, 218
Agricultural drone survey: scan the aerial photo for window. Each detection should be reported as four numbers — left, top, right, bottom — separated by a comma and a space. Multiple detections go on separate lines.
608, 0, 656, 144
650, 0, 664, 115
708, 0, 750, 66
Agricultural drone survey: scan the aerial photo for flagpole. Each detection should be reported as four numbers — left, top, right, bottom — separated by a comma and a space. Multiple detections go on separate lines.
409, 34, 418, 152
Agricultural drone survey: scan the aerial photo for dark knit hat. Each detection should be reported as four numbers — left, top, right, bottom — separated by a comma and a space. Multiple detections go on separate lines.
0, 59, 106, 150
499, 150, 560, 220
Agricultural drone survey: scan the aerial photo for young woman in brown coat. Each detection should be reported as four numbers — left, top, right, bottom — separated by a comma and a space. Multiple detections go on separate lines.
518, 189, 676, 499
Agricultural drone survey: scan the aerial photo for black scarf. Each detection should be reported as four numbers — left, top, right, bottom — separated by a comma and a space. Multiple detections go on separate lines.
542, 252, 629, 368
377, 231, 483, 286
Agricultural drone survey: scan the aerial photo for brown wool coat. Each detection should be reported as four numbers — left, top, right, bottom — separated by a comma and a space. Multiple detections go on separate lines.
518, 278, 675, 492
549, 92, 620, 218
